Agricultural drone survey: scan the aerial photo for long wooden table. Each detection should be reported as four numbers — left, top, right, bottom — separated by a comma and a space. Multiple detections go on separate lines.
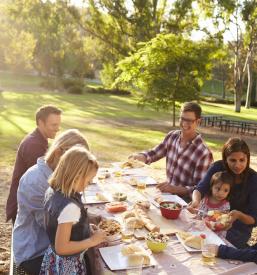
84, 165, 257, 275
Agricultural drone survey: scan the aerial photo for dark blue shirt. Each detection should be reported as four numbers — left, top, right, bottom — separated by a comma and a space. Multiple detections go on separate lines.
218, 244, 257, 263
196, 160, 257, 248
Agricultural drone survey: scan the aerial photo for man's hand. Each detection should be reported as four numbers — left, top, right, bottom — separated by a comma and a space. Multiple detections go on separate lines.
128, 153, 146, 163
156, 182, 188, 196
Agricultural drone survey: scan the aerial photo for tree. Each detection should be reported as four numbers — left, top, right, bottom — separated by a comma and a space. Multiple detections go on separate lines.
115, 34, 217, 126
67, 0, 199, 82
0, 2, 36, 72
197, 0, 257, 112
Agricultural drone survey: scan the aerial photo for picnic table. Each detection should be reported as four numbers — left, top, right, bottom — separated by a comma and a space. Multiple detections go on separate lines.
83, 163, 257, 275
201, 115, 257, 136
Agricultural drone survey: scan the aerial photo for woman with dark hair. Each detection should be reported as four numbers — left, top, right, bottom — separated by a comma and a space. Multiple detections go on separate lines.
190, 137, 257, 249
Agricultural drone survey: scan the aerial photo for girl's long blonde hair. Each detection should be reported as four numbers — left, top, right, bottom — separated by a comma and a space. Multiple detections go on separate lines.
45, 129, 89, 168
48, 146, 98, 197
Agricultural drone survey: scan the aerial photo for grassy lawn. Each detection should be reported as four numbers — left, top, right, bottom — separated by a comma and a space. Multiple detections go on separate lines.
1, 72, 257, 170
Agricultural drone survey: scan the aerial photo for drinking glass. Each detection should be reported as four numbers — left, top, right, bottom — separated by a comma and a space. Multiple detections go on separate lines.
121, 221, 136, 243
126, 255, 143, 275
201, 243, 217, 265
136, 181, 146, 191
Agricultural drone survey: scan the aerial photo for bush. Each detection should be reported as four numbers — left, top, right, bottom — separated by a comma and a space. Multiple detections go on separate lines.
67, 85, 84, 94
62, 78, 84, 89
40, 78, 61, 90
100, 63, 117, 88
85, 87, 131, 96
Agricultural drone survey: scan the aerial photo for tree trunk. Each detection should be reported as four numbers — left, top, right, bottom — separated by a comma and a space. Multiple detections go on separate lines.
234, 89, 241, 112
245, 61, 253, 109
172, 100, 176, 127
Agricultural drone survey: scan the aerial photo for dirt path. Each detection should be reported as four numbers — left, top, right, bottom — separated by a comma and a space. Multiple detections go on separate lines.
0, 126, 257, 274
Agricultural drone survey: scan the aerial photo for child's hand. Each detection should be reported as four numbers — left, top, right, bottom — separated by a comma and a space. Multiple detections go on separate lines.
188, 200, 200, 209
90, 224, 98, 234
91, 229, 107, 246
186, 204, 198, 214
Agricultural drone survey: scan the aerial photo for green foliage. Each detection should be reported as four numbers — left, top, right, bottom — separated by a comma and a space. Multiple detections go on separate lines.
61, 78, 84, 90
85, 87, 131, 96
40, 77, 61, 90
100, 63, 117, 88
67, 85, 84, 95
115, 33, 218, 122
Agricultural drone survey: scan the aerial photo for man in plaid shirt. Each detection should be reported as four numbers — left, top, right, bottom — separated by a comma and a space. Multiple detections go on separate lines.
130, 102, 213, 199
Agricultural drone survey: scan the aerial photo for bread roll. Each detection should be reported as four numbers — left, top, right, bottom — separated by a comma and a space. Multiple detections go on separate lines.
127, 252, 150, 266
184, 235, 202, 249
121, 244, 144, 256
125, 217, 144, 229
122, 211, 136, 220
177, 231, 192, 241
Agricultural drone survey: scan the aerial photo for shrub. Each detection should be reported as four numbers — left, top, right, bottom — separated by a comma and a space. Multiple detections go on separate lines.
86, 87, 131, 96
67, 85, 84, 94
62, 78, 84, 89
40, 78, 61, 90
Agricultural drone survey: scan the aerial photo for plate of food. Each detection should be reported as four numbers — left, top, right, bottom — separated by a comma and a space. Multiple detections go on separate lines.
155, 194, 187, 207
98, 219, 122, 244
125, 176, 157, 186
99, 244, 156, 271
81, 192, 112, 204
204, 210, 231, 232
176, 230, 225, 252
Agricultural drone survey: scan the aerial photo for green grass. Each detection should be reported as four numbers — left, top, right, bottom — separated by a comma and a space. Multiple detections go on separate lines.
1, 72, 257, 169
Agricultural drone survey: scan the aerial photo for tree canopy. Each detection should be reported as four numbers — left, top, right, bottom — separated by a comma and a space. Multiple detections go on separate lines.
115, 33, 219, 125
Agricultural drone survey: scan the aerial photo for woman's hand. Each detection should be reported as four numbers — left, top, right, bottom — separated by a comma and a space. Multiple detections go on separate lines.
90, 229, 107, 246
228, 210, 242, 223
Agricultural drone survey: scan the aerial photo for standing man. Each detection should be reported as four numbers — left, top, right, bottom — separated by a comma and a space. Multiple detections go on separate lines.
130, 102, 213, 200
6, 105, 62, 223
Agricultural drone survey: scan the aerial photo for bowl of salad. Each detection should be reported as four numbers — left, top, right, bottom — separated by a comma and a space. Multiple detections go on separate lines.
160, 201, 182, 219
146, 232, 169, 253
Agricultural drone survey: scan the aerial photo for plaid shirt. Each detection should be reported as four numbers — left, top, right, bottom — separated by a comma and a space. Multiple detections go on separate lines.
143, 130, 213, 192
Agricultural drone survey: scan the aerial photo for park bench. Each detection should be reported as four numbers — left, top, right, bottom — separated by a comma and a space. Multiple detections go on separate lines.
200, 115, 223, 127
201, 115, 257, 136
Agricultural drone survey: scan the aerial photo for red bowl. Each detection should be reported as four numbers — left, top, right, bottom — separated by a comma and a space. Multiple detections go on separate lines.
160, 201, 182, 219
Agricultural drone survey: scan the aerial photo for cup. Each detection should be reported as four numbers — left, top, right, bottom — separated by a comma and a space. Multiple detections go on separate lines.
121, 221, 136, 243
201, 243, 217, 265
126, 255, 143, 275
136, 181, 146, 191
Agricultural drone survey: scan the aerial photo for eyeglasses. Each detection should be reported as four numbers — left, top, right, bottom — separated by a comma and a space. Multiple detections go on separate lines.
179, 117, 197, 124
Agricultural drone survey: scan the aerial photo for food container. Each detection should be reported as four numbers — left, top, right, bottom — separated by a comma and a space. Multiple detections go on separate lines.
112, 192, 127, 201
204, 211, 230, 232
146, 232, 169, 253
159, 201, 182, 219
105, 201, 128, 213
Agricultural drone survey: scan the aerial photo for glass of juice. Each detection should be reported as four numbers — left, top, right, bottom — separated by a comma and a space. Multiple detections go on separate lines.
201, 243, 217, 265
136, 181, 146, 191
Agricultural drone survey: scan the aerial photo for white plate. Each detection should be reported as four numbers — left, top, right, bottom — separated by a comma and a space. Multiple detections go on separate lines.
176, 230, 225, 252
123, 175, 157, 186
81, 193, 112, 204
99, 244, 156, 271
159, 194, 188, 207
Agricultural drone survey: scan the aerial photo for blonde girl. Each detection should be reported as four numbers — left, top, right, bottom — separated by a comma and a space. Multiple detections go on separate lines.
40, 146, 107, 274
14, 129, 90, 275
